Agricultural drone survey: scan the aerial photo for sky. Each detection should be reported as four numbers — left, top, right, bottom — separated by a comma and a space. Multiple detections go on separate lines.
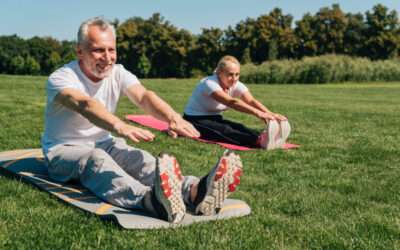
1, 0, 399, 41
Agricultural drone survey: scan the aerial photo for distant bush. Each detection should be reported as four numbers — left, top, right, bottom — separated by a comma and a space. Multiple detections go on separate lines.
240, 55, 400, 84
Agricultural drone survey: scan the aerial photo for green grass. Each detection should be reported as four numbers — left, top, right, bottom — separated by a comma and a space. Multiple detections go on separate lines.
1, 74, 400, 249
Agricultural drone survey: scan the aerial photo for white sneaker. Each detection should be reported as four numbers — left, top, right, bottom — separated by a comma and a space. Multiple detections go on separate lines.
259, 120, 280, 150
275, 120, 291, 148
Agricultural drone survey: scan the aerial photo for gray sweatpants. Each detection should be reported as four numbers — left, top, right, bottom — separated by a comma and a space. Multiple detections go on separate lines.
44, 137, 199, 210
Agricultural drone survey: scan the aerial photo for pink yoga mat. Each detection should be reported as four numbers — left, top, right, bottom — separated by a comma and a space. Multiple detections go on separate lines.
125, 115, 299, 151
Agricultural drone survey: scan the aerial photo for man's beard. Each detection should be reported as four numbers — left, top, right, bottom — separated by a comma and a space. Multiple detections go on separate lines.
90, 63, 114, 79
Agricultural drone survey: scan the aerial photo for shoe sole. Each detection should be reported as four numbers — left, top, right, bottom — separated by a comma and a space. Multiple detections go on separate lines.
196, 150, 243, 216
275, 120, 291, 148
156, 153, 186, 223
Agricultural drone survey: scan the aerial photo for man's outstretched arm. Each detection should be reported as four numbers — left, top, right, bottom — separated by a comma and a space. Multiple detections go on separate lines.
126, 84, 200, 138
54, 88, 155, 142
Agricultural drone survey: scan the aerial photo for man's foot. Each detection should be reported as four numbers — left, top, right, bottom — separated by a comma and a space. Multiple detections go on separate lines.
151, 153, 186, 223
193, 150, 243, 216
275, 120, 291, 148
259, 120, 280, 150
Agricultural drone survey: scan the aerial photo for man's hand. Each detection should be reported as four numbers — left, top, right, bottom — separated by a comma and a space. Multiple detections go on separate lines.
168, 115, 200, 139
114, 122, 155, 143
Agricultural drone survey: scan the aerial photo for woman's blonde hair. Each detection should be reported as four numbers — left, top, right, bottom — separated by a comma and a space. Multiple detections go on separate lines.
215, 55, 240, 73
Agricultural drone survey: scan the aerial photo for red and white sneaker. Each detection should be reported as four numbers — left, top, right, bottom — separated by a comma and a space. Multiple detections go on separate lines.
193, 150, 243, 216
152, 153, 186, 223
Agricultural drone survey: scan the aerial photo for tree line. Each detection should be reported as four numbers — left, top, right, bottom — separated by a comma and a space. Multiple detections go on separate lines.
0, 4, 399, 78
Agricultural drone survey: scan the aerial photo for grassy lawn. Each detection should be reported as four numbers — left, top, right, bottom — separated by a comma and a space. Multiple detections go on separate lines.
0, 74, 399, 249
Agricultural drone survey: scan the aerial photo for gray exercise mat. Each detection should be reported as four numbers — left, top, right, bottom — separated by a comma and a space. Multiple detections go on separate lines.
0, 149, 251, 229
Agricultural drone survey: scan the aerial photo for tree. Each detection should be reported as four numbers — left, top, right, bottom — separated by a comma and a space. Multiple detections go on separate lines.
295, 4, 348, 57
188, 27, 225, 75
136, 53, 151, 78
224, 17, 257, 62
60, 40, 77, 65
268, 39, 278, 61
225, 8, 296, 63
295, 13, 318, 57
27, 36, 62, 74
117, 13, 193, 77
362, 4, 400, 59
343, 13, 366, 56
0, 35, 29, 74
265, 8, 297, 59
24, 56, 41, 75
46, 51, 62, 73
315, 4, 348, 54
241, 47, 252, 64
9, 55, 25, 74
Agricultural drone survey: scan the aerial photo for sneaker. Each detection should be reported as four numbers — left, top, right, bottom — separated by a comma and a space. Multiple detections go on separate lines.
259, 120, 280, 150
275, 120, 291, 148
151, 153, 186, 223
193, 150, 243, 216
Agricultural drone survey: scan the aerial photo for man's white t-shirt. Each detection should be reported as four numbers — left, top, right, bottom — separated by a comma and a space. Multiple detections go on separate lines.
41, 60, 140, 154
184, 74, 248, 116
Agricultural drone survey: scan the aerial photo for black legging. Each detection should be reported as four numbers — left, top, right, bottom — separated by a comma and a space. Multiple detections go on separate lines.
183, 114, 260, 148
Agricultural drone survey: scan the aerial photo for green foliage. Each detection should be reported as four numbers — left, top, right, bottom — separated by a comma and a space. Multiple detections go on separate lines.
8, 55, 41, 75
362, 4, 400, 59
343, 13, 365, 56
0, 35, 29, 73
188, 27, 225, 75
295, 4, 348, 56
117, 13, 193, 78
59, 41, 77, 65
9, 55, 26, 74
189, 68, 205, 78
0, 4, 399, 78
225, 8, 297, 63
267, 39, 278, 61
240, 47, 252, 64
46, 51, 62, 73
136, 53, 151, 78
1, 75, 400, 249
27, 37, 63, 74
24, 56, 41, 75
240, 55, 400, 84
0, 35, 75, 75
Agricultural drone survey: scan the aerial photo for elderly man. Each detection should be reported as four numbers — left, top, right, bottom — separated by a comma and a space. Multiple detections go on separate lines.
41, 17, 242, 223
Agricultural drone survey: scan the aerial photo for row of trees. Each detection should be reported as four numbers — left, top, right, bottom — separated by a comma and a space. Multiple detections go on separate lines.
0, 35, 76, 75
0, 4, 399, 77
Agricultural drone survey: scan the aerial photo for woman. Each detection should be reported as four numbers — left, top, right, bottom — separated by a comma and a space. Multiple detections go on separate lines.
183, 55, 290, 150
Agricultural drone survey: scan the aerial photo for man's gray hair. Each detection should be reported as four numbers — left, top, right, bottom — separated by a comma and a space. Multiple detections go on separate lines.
77, 17, 116, 46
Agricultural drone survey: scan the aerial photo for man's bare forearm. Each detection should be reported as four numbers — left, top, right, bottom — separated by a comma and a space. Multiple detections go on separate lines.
57, 93, 123, 132
137, 90, 180, 123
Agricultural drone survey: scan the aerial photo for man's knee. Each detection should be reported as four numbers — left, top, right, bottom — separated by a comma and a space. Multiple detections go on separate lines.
85, 148, 112, 171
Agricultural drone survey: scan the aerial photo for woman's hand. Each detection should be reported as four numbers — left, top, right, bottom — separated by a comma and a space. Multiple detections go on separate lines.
257, 111, 287, 123
272, 113, 287, 121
